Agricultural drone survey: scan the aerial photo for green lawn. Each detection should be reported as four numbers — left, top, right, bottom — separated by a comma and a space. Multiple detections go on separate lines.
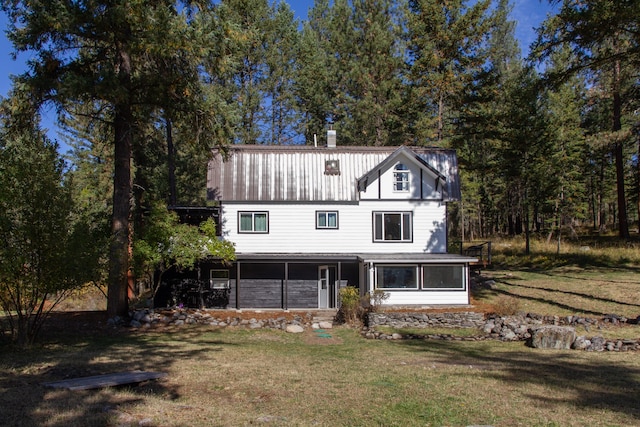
1, 324, 640, 426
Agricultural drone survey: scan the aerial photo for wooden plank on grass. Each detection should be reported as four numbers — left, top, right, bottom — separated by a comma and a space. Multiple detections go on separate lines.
43, 371, 167, 391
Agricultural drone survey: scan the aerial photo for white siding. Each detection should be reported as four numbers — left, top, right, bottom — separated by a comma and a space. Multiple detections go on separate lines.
360, 152, 443, 200
221, 200, 447, 254
382, 291, 469, 306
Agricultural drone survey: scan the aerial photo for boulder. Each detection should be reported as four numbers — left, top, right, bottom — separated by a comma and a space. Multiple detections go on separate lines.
529, 325, 576, 350
319, 321, 333, 329
285, 324, 304, 334
589, 335, 605, 351
572, 336, 591, 350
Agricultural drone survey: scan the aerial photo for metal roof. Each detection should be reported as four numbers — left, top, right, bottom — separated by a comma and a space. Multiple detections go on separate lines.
207, 145, 461, 202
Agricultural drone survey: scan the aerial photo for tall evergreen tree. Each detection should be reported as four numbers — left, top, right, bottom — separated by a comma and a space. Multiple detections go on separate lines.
2, 0, 225, 318
298, 0, 406, 146
542, 46, 587, 250
533, 0, 640, 238
452, 0, 521, 239
261, 2, 301, 144
407, 0, 493, 144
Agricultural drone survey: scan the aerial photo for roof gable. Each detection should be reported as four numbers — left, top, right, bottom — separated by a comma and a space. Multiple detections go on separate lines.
356, 146, 446, 193
207, 145, 461, 202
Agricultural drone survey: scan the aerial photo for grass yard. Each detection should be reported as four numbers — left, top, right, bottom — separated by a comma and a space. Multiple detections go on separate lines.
474, 237, 640, 320
1, 236, 639, 426
1, 324, 640, 427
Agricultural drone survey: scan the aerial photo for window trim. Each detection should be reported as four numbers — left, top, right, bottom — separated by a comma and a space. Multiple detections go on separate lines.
372, 211, 413, 242
393, 163, 410, 192
238, 211, 269, 233
374, 264, 419, 290
316, 210, 339, 229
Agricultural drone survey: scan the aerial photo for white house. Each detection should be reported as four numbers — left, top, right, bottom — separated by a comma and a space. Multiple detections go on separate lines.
200, 136, 475, 309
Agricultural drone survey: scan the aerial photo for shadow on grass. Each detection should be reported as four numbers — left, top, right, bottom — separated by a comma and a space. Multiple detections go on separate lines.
495, 279, 640, 309
472, 284, 609, 317
0, 311, 232, 426
400, 339, 640, 421
492, 249, 640, 273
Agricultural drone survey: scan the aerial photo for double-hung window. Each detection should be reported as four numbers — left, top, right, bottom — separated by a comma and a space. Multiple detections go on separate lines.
239, 211, 268, 233
393, 163, 409, 192
316, 211, 338, 229
373, 212, 412, 242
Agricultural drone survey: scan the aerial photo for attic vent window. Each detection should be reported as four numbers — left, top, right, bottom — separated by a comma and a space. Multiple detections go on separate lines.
393, 163, 409, 192
325, 159, 340, 175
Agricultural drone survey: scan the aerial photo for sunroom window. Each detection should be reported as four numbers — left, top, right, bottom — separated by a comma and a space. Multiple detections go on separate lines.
393, 163, 409, 192
375, 265, 418, 289
423, 265, 465, 290
373, 212, 412, 242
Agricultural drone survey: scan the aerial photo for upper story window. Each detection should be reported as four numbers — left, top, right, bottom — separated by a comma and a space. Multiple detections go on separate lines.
316, 211, 338, 229
373, 212, 412, 242
393, 163, 409, 192
239, 211, 268, 233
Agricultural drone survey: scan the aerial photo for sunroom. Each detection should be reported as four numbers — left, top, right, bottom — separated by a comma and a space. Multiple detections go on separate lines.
360, 253, 477, 306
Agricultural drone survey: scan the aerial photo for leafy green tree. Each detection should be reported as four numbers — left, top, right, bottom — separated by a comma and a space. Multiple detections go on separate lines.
0, 94, 99, 346
133, 203, 235, 306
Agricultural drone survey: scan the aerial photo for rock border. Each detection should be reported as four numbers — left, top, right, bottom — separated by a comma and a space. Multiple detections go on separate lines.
364, 311, 640, 352
122, 308, 640, 351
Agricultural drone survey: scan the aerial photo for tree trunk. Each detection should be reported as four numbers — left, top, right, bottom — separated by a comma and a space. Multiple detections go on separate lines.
166, 115, 177, 206
612, 59, 629, 239
107, 47, 133, 320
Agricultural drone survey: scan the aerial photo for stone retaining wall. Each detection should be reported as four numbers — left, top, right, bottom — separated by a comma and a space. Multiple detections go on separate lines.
124, 308, 640, 352
364, 311, 640, 352
367, 312, 485, 329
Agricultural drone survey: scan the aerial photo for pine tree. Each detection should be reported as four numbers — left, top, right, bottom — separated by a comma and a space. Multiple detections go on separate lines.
533, 0, 640, 238
407, 0, 493, 144
297, 0, 406, 146
2, 0, 224, 318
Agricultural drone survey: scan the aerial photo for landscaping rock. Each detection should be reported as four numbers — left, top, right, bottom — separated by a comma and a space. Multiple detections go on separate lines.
319, 321, 333, 329
285, 324, 304, 334
530, 325, 576, 349
589, 336, 605, 351
572, 336, 591, 350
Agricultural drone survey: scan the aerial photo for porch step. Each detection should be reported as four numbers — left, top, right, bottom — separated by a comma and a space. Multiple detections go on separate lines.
312, 309, 337, 323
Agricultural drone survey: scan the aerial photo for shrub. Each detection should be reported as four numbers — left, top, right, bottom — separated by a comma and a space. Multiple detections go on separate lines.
337, 286, 361, 325
491, 295, 521, 316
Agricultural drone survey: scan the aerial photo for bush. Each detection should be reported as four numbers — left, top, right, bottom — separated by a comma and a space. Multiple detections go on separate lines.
337, 287, 389, 326
491, 295, 521, 316
337, 286, 361, 325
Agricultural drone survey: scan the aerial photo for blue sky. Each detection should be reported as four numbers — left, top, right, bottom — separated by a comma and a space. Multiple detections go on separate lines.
0, 0, 555, 145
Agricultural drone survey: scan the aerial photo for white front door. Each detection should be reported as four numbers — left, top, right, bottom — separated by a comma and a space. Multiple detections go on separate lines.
318, 266, 329, 309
